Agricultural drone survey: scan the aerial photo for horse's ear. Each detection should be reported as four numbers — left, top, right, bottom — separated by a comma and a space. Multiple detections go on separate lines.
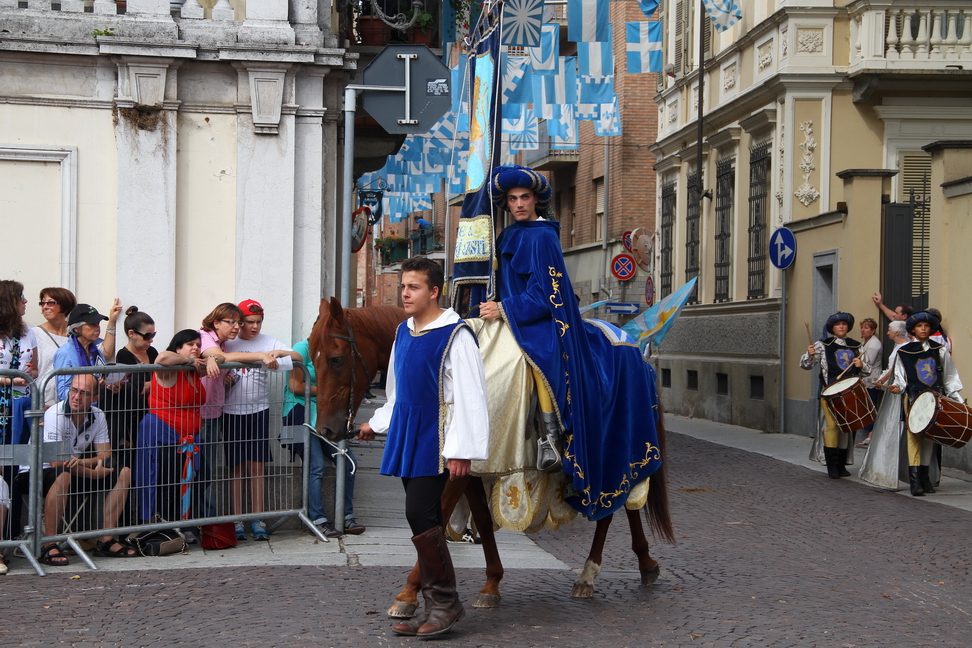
327, 296, 345, 324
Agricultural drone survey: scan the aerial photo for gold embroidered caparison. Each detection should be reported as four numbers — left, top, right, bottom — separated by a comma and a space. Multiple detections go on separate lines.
565, 432, 661, 510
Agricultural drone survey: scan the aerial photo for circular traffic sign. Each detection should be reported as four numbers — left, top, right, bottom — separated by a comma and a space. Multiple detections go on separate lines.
645, 276, 654, 306
769, 226, 797, 270
622, 231, 633, 252
611, 253, 636, 281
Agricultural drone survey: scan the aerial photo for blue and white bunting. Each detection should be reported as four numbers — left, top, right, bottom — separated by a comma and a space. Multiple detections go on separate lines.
594, 94, 621, 136
551, 105, 578, 149
501, 0, 545, 47
501, 55, 535, 105
579, 75, 614, 106
502, 103, 539, 151
702, 0, 742, 32
626, 22, 663, 73
568, 0, 609, 42
637, 0, 660, 20
578, 25, 614, 78
528, 24, 560, 75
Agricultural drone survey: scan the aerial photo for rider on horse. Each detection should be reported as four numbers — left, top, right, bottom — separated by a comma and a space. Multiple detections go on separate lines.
477, 165, 663, 522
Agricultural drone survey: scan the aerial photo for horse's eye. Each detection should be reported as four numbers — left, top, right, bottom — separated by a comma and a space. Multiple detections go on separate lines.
328, 356, 344, 367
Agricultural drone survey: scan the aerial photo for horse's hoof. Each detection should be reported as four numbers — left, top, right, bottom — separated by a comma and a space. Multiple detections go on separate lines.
640, 565, 661, 587
570, 582, 594, 598
387, 601, 418, 618
473, 593, 501, 608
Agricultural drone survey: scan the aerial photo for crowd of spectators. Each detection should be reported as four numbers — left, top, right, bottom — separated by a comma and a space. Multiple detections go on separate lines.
0, 283, 363, 573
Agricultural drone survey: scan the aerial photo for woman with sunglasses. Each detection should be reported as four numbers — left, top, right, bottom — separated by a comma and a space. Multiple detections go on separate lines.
32, 287, 77, 408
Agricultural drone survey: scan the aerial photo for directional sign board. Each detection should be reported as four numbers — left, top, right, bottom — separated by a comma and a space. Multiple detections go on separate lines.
605, 302, 641, 315
362, 45, 451, 134
611, 253, 637, 281
769, 226, 797, 270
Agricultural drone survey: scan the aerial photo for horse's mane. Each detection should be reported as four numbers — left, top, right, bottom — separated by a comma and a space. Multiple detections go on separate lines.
344, 305, 407, 338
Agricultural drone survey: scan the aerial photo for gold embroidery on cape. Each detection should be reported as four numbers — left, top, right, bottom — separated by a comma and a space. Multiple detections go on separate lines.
548, 266, 564, 308
506, 485, 521, 509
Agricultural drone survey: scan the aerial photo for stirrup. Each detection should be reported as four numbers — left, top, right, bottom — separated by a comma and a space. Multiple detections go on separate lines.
537, 435, 563, 472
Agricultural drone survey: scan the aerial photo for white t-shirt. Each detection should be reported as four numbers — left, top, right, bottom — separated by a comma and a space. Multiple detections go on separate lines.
19, 399, 109, 472
222, 333, 290, 415
31, 325, 68, 407
1, 328, 37, 397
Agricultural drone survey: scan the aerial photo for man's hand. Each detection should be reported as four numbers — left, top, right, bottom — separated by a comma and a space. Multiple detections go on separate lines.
890, 385, 901, 394
357, 422, 376, 441
872, 292, 883, 306
447, 458, 471, 480
479, 301, 501, 320
852, 357, 863, 368
807, 344, 816, 356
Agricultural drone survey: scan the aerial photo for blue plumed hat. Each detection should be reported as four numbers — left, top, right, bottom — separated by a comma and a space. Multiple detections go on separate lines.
489, 165, 553, 218
906, 310, 940, 334
825, 311, 855, 334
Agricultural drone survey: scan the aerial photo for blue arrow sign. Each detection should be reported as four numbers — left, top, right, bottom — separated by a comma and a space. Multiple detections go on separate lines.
605, 302, 641, 314
769, 227, 796, 270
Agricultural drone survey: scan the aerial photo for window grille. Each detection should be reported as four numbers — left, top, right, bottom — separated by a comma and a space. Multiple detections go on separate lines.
714, 156, 735, 302
747, 141, 770, 299
660, 180, 676, 298
685, 170, 701, 304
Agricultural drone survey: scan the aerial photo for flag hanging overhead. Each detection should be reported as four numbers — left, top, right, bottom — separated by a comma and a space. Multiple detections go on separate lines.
501, 0, 545, 47
636, 0, 660, 20
528, 24, 560, 74
702, 0, 742, 32
578, 24, 614, 78
501, 55, 535, 104
625, 21, 663, 73
502, 103, 539, 151
594, 94, 621, 136
568, 0, 609, 42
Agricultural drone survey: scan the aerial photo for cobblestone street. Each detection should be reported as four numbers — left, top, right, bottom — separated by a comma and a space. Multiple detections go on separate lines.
5, 425, 972, 647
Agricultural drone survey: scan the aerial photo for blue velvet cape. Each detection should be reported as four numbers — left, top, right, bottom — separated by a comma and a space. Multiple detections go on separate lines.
495, 219, 662, 520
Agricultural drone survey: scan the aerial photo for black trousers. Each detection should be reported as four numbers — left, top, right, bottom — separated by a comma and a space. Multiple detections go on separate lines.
401, 473, 449, 536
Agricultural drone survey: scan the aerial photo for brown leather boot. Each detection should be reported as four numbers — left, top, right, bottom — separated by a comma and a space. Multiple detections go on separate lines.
412, 527, 465, 639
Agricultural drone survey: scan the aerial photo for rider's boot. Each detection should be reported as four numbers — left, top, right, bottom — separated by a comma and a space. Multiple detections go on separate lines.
537, 411, 563, 473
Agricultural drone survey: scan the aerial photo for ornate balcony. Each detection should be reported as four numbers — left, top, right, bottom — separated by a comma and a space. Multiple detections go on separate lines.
849, 3, 972, 73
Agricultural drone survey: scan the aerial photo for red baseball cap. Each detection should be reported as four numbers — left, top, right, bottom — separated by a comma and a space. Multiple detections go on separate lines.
238, 299, 264, 315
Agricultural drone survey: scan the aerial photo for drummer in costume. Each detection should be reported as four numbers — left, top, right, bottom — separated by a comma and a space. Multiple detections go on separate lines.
358, 257, 489, 638
800, 312, 869, 479
890, 310, 963, 496
478, 165, 663, 521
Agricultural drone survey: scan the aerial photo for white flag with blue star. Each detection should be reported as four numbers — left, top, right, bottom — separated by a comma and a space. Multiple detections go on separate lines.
528, 24, 560, 75
501, 0, 545, 47
568, 0, 609, 42
702, 0, 742, 32
578, 25, 614, 78
626, 21, 663, 73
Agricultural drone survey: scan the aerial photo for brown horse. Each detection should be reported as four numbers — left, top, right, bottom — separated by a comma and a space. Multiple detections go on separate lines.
309, 298, 674, 615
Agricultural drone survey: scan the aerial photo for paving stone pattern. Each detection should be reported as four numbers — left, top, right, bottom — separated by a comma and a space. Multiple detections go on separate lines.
4, 432, 972, 647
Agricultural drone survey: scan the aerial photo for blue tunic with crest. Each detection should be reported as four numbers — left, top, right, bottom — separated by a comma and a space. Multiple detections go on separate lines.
496, 219, 662, 521
380, 320, 471, 479
897, 340, 946, 404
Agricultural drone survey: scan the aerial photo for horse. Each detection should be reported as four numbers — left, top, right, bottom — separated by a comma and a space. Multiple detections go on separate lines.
309, 298, 674, 615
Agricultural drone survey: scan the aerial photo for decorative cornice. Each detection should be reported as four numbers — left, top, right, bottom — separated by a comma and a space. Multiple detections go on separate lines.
922, 140, 972, 153
707, 126, 742, 152
788, 210, 844, 233
739, 107, 777, 136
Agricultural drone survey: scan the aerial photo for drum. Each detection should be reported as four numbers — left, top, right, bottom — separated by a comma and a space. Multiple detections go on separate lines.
821, 377, 876, 435
907, 390, 972, 449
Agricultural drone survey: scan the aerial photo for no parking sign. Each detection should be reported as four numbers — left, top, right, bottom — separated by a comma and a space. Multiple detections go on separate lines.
611, 253, 636, 281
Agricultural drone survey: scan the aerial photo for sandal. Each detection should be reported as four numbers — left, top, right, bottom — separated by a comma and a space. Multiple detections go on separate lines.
39, 543, 70, 566
95, 539, 138, 558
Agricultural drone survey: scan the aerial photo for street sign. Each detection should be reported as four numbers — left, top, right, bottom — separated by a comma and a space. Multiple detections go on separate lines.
361, 45, 451, 134
622, 231, 632, 252
645, 276, 654, 307
611, 253, 636, 281
769, 226, 797, 270
605, 302, 641, 314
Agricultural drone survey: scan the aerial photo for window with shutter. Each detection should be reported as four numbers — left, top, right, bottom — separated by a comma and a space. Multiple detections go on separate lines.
900, 153, 932, 301
674, 0, 684, 74
594, 178, 605, 243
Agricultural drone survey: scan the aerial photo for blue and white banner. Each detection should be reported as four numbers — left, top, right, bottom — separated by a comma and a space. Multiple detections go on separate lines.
702, 0, 742, 32
568, 0, 609, 42
501, 0, 545, 47
625, 21, 663, 73
551, 104, 578, 149
501, 54, 535, 105
621, 276, 698, 350
533, 55, 576, 119
594, 94, 621, 136
578, 74, 614, 114
502, 103, 539, 151
528, 24, 560, 75
578, 25, 614, 78
465, 24, 501, 193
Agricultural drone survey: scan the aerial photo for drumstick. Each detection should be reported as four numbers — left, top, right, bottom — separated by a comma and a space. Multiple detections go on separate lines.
805, 322, 813, 345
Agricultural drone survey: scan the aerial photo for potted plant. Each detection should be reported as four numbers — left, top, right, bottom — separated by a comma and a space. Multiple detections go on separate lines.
406, 8, 435, 44
353, 0, 393, 46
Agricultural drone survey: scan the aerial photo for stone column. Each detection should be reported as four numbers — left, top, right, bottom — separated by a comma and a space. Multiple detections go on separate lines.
114, 57, 179, 338
234, 62, 297, 343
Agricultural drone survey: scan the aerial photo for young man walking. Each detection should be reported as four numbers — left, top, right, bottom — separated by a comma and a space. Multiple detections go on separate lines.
358, 257, 489, 639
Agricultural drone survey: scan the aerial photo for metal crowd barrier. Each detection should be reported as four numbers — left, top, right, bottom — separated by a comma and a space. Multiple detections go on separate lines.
0, 359, 345, 576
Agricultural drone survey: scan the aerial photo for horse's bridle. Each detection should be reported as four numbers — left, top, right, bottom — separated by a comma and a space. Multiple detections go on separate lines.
329, 318, 371, 440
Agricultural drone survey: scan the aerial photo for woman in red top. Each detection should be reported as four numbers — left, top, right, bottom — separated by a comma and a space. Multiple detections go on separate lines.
135, 330, 221, 523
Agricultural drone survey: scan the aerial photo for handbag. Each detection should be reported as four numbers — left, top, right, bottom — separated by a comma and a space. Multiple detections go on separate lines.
131, 528, 187, 557
201, 523, 238, 550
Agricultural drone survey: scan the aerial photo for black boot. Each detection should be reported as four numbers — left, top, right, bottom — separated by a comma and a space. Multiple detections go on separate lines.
823, 447, 842, 479
412, 527, 465, 639
918, 465, 936, 494
836, 447, 852, 477
908, 467, 925, 496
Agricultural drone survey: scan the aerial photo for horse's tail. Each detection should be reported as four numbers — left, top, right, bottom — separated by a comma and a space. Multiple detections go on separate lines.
645, 402, 676, 545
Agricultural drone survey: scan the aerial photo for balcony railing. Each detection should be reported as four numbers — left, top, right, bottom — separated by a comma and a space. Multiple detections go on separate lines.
521, 119, 579, 169
0, 0, 247, 19
410, 224, 444, 256
849, 4, 972, 71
